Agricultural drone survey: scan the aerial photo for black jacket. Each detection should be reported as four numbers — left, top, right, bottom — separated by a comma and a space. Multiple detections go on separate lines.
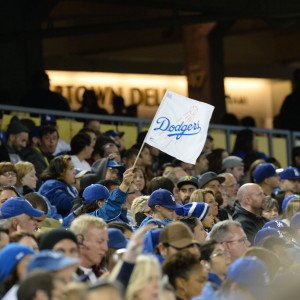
232, 204, 269, 245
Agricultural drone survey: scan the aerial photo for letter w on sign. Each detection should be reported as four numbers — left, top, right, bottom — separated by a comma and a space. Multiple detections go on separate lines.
145, 90, 214, 164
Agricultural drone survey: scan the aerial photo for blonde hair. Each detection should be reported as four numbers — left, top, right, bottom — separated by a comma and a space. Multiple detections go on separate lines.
285, 198, 300, 220
131, 196, 150, 226
70, 215, 107, 238
125, 255, 162, 300
190, 188, 214, 203
15, 161, 35, 188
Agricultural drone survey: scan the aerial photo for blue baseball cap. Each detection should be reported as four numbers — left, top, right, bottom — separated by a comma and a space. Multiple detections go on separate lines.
254, 227, 283, 246
253, 163, 277, 183
227, 257, 270, 300
107, 159, 123, 168
280, 167, 300, 180
27, 250, 80, 273
104, 130, 124, 139
175, 202, 210, 221
108, 228, 128, 249
82, 184, 110, 204
148, 189, 182, 209
282, 194, 299, 212
290, 212, 300, 230
41, 114, 56, 125
262, 220, 288, 230
0, 197, 44, 219
0, 243, 35, 283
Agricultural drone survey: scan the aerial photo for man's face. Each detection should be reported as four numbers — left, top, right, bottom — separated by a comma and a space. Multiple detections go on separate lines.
204, 180, 222, 198
179, 184, 197, 204
248, 185, 266, 212
80, 226, 108, 267
181, 163, 196, 176
0, 190, 17, 207
266, 175, 280, 189
104, 145, 121, 164
18, 214, 38, 233
223, 176, 238, 198
52, 238, 80, 258
87, 120, 100, 133
11, 132, 28, 152
231, 166, 244, 182
222, 225, 250, 262
280, 179, 300, 194
156, 205, 175, 220
105, 167, 119, 180
39, 132, 58, 154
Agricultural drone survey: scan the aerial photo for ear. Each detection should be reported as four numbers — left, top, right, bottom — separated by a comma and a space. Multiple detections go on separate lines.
200, 260, 210, 272
97, 200, 103, 208
158, 243, 167, 258
76, 234, 84, 246
221, 241, 230, 252
175, 277, 186, 290
11, 218, 18, 231
34, 290, 48, 300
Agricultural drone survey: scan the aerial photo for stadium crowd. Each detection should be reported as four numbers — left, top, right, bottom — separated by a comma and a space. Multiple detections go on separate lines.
1, 112, 300, 300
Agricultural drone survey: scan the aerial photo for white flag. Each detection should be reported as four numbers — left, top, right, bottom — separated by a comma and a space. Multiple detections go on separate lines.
145, 90, 214, 164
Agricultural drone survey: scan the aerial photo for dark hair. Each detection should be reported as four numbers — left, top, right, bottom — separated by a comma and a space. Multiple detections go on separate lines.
207, 148, 227, 173
107, 221, 133, 233
158, 163, 175, 176
199, 239, 219, 261
24, 192, 48, 214
148, 176, 174, 194
78, 127, 97, 136
241, 116, 256, 127
38, 126, 58, 139
98, 179, 120, 191
123, 147, 139, 160
292, 146, 300, 166
40, 155, 71, 181
92, 135, 114, 157
74, 201, 99, 218
179, 217, 199, 233
9, 230, 37, 244
0, 185, 20, 197
100, 143, 118, 158
70, 132, 91, 155
0, 162, 17, 176
17, 270, 56, 300
264, 197, 279, 212
162, 250, 201, 289
232, 129, 254, 154
274, 190, 292, 215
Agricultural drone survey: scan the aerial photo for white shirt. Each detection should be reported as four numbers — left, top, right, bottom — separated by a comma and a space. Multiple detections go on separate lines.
71, 155, 91, 171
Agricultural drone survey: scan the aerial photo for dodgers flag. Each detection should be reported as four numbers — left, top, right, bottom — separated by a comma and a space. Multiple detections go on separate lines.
145, 90, 214, 164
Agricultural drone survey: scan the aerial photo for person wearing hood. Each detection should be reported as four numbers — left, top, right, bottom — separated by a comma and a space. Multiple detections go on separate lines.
91, 158, 124, 181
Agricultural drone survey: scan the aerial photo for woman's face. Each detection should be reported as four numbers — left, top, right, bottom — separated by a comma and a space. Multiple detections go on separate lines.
0, 170, 17, 186
202, 213, 214, 229
18, 236, 39, 252
162, 166, 174, 178
61, 161, 76, 185
262, 205, 279, 220
209, 244, 231, 279
21, 168, 37, 189
135, 266, 160, 300
133, 169, 145, 191
140, 147, 152, 167
193, 219, 207, 242
204, 193, 218, 216
184, 264, 208, 299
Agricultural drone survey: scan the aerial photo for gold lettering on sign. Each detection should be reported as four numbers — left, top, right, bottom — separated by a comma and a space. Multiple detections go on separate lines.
225, 96, 248, 105
144, 88, 159, 106
188, 71, 206, 88
130, 88, 144, 105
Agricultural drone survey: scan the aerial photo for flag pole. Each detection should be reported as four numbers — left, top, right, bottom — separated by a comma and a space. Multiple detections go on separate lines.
132, 141, 146, 169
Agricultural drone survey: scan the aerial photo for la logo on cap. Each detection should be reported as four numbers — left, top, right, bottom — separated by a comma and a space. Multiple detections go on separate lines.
170, 194, 176, 202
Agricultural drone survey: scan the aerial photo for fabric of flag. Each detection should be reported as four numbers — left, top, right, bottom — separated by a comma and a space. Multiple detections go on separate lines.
145, 90, 214, 164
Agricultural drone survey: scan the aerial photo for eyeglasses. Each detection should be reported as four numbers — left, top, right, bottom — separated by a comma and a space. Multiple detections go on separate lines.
210, 251, 231, 258
1, 172, 17, 177
226, 237, 248, 245
127, 189, 141, 195
166, 243, 198, 251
